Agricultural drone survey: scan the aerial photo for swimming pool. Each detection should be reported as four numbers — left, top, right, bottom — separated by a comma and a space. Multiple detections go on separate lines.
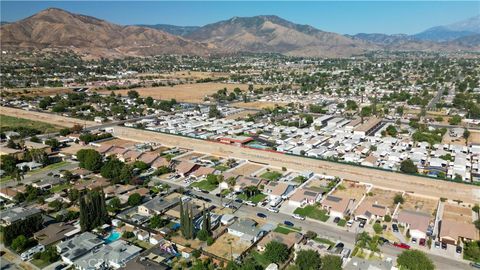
104, 231, 121, 243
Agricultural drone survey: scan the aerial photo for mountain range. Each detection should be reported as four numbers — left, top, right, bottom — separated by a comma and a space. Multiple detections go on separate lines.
1, 8, 479, 58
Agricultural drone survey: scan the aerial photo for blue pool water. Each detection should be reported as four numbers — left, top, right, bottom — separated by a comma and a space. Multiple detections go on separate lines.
104, 231, 121, 243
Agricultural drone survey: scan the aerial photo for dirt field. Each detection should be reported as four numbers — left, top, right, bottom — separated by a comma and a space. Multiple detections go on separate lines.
469, 130, 480, 145
442, 132, 466, 146
3, 87, 73, 97
143, 71, 230, 80
99, 138, 138, 148
175, 152, 204, 162
233, 101, 288, 110
332, 180, 367, 202
401, 194, 438, 217
363, 188, 400, 210
230, 162, 264, 176
224, 110, 257, 120
97, 83, 262, 103
0, 106, 96, 128
205, 233, 250, 260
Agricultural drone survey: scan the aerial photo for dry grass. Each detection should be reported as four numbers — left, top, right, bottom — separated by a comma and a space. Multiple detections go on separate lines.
364, 188, 401, 210
332, 180, 367, 201
144, 71, 230, 80
230, 162, 264, 176
468, 130, 480, 145
97, 83, 259, 103
170, 235, 204, 249
3, 87, 73, 97
442, 203, 473, 223
0, 106, 96, 127
175, 152, 204, 162
224, 110, 257, 120
401, 194, 438, 217
61, 143, 94, 155
233, 101, 287, 110
442, 132, 466, 146
99, 138, 138, 148
205, 233, 250, 260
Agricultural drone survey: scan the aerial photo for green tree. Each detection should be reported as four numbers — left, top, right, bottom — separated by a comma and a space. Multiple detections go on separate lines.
448, 115, 461, 125
394, 194, 405, 204
76, 149, 103, 172
79, 189, 109, 231
107, 197, 122, 212
295, 249, 321, 270
321, 255, 342, 270
264, 241, 289, 263
127, 90, 139, 99
373, 223, 383, 234
400, 159, 418, 174
11, 235, 28, 252
397, 250, 434, 270
127, 193, 143, 206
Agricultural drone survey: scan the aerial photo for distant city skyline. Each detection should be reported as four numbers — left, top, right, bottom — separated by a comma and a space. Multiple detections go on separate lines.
1, 1, 478, 35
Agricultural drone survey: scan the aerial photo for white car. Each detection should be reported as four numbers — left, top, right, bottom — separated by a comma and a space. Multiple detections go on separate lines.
292, 214, 305, 220
245, 201, 256, 207
346, 220, 354, 227
267, 207, 279, 213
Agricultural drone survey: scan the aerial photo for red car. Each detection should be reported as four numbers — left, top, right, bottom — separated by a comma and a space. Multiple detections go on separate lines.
393, 243, 411, 250
419, 238, 426, 246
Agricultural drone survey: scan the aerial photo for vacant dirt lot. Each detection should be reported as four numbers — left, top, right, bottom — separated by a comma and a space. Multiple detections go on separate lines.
205, 233, 250, 260
468, 130, 480, 145
98, 83, 261, 103
333, 180, 367, 202
363, 188, 400, 210
3, 87, 73, 97
175, 152, 204, 162
401, 194, 438, 217
0, 106, 96, 128
230, 162, 264, 176
225, 110, 257, 120
233, 101, 288, 110
99, 138, 138, 148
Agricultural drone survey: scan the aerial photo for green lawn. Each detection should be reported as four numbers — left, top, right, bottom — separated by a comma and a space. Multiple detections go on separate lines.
0, 114, 63, 134
190, 180, 218, 191
314, 237, 335, 247
31, 259, 53, 269
51, 182, 72, 193
214, 165, 229, 172
251, 251, 271, 267
337, 219, 346, 227
238, 193, 267, 204
293, 205, 330, 222
29, 161, 70, 175
0, 175, 12, 183
260, 171, 282, 181
274, 225, 302, 235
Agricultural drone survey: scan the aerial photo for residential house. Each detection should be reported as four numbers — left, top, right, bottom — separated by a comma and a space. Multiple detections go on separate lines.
263, 182, 294, 201
34, 222, 79, 246
396, 210, 431, 240
439, 220, 479, 245
74, 240, 142, 269
354, 202, 389, 221
57, 232, 104, 265
288, 188, 321, 208
257, 232, 302, 252
321, 195, 355, 218
138, 195, 180, 217
0, 206, 42, 226
227, 218, 265, 244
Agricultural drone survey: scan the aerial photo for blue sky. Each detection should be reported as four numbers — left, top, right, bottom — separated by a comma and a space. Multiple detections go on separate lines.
1, 1, 478, 34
